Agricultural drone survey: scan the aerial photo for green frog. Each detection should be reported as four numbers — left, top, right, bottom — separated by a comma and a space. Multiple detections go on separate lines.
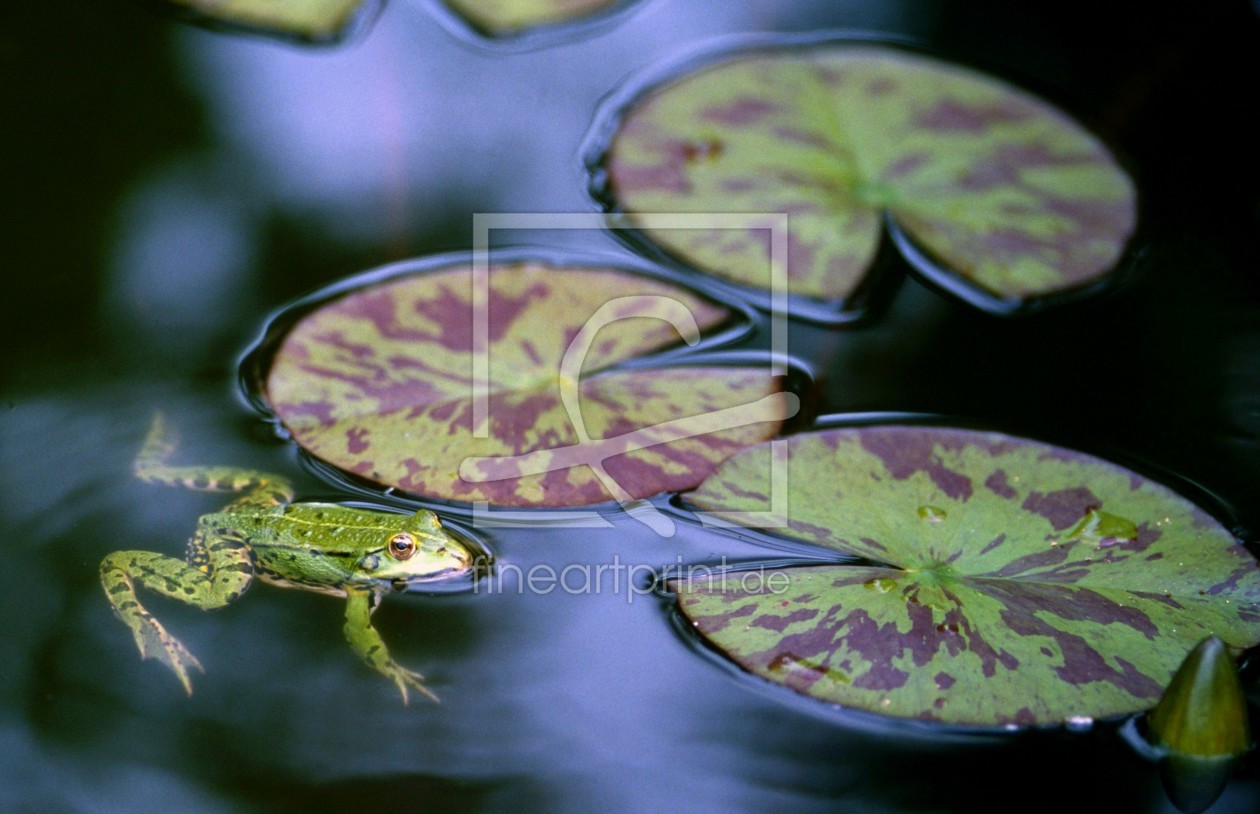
100, 413, 476, 703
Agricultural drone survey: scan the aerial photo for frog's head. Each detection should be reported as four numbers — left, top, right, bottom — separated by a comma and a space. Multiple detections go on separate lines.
356, 509, 474, 586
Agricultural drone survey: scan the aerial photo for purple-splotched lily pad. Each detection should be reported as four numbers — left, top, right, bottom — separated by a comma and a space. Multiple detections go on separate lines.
438, 0, 631, 36
674, 426, 1260, 726
165, 0, 375, 41
597, 41, 1137, 314
262, 259, 794, 508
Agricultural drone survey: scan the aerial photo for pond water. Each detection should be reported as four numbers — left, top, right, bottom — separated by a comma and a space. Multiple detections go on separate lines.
3, 1, 1259, 812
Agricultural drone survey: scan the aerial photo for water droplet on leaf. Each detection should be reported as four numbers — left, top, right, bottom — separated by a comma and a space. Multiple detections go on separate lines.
682, 138, 724, 163
917, 505, 947, 522
1062, 506, 1138, 547
863, 577, 897, 593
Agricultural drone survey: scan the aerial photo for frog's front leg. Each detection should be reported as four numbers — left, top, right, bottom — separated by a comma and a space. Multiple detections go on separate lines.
343, 588, 438, 705
100, 525, 253, 695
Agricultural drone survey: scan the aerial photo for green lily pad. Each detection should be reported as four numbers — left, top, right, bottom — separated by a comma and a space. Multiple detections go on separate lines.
598, 41, 1137, 313
166, 0, 373, 41
439, 0, 628, 36
261, 259, 795, 507
674, 425, 1260, 726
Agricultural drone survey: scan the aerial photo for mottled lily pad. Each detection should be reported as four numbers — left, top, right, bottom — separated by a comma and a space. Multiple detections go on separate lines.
439, 0, 628, 36
166, 0, 373, 41
674, 426, 1260, 726
262, 260, 793, 507
598, 41, 1137, 313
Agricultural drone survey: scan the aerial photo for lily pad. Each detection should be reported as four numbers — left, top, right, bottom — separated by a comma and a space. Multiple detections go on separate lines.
165, 0, 374, 41
261, 259, 794, 507
439, 0, 629, 36
597, 41, 1137, 313
674, 425, 1260, 726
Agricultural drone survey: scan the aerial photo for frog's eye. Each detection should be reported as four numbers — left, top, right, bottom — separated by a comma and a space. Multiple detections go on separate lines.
387, 533, 416, 560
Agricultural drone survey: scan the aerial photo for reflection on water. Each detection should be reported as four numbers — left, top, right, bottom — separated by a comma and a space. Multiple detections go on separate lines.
104, 155, 263, 360
2, 0, 1259, 812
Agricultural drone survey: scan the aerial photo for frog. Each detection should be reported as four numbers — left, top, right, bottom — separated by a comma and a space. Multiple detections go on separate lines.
100, 413, 476, 704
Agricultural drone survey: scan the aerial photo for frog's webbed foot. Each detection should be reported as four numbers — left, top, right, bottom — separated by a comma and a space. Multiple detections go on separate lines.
344, 589, 440, 705
130, 611, 205, 696
382, 663, 439, 706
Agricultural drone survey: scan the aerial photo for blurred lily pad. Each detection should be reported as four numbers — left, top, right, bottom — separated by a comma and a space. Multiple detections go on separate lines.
675, 426, 1260, 725
597, 41, 1137, 314
439, 0, 630, 36
165, 0, 375, 41
261, 259, 795, 507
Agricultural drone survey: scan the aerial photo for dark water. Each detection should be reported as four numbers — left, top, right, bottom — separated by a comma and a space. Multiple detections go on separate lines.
3, 1, 1260, 812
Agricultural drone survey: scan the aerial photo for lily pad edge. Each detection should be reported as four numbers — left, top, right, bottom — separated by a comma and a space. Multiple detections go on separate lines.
673, 410, 1245, 540
661, 560, 1047, 739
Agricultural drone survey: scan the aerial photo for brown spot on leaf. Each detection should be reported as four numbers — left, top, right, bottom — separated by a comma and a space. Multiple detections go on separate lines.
884, 153, 929, 179
865, 76, 896, 96
978, 546, 1070, 580
346, 427, 370, 455
692, 600, 757, 634
753, 607, 821, 632
772, 126, 834, 150
273, 399, 336, 428
611, 163, 692, 194
984, 469, 1017, 499
913, 99, 1033, 133
1010, 708, 1038, 726
979, 534, 1007, 556
858, 428, 973, 501
701, 98, 781, 125
1204, 560, 1260, 598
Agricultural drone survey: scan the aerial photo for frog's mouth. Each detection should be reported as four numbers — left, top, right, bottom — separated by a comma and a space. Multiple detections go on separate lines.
395, 563, 468, 587
391, 548, 493, 593
391, 570, 458, 593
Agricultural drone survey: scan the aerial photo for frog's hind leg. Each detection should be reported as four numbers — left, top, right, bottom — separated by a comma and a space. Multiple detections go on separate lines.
100, 526, 254, 695
134, 411, 294, 510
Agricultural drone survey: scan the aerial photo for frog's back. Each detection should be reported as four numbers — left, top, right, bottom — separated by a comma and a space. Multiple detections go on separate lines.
203, 502, 386, 538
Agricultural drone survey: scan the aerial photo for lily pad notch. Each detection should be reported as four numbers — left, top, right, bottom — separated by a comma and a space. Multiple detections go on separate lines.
244, 252, 801, 518
671, 422, 1260, 727
587, 33, 1140, 318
